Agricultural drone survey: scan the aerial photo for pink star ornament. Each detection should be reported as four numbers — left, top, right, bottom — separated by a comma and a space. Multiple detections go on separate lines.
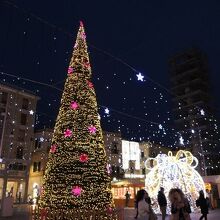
68, 67, 73, 75
64, 129, 72, 138
80, 154, 88, 163
70, 101, 78, 110
87, 80, 94, 89
71, 186, 82, 197
50, 144, 57, 153
88, 125, 97, 134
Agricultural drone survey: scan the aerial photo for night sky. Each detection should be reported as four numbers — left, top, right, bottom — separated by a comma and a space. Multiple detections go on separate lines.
1, 0, 220, 147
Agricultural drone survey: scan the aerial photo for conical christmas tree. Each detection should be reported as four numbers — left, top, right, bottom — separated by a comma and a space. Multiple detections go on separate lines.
39, 22, 114, 217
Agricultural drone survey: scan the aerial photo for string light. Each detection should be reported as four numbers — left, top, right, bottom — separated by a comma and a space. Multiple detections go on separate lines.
39, 22, 114, 215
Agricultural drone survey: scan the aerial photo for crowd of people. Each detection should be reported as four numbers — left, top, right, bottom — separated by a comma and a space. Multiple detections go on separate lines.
133, 187, 210, 220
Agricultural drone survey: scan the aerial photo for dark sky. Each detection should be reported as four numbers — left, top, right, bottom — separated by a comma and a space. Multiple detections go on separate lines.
1, 0, 220, 146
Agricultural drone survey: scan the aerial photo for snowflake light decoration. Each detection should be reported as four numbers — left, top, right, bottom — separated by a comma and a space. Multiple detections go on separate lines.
145, 150, 206, 214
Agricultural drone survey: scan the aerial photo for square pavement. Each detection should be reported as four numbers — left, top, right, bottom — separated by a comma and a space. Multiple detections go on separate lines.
124, 207, 220, 220
0, 205, 220, 220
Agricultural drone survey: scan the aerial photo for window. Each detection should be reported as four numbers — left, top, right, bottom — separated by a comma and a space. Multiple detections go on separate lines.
8, 163, 26, 171
16, 146, 23, 159
17, 129, 25, 142
20, 113, 27, 125
34, 139, 41, 149
130, 167, 134, 174
38, 162, 41, 171
0, 163, 5, 170
22, 98, 29, 110
111, 142, 119, 154
141, 151, 145, 158
116, 166, 120, 174
0, 107, 5, 114
142, 168, 146, 175
0, 92, 8, 104
33, 162, 41, 172
111, 165, 115, 173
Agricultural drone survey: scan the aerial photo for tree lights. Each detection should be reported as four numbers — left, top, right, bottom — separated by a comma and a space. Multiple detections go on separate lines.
39, 22, 114, 218
145, 150, 206, 214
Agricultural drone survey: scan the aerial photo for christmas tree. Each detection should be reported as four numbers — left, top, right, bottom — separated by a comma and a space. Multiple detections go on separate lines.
39, 21, 114, 218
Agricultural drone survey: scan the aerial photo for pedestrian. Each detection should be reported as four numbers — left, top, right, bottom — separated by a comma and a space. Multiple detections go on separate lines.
134, 194, 138, 219
146, 192, 157, 220
169, 188, 191, 220
136, 189, 150, 220
196, 190, 209, 220
206, 189, 213, 210
125, 190, 130, 207
157, 187, 167, 220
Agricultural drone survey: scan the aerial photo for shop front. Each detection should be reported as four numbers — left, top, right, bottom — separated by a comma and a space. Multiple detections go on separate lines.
28, 173, 44, 204
0, 178, 3, 209
111, 179, 145, 208
203, 175, 220, 209
6, 179, 26, 203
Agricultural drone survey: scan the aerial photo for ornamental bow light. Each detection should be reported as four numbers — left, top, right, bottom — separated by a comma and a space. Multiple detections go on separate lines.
145, 150, 206, 214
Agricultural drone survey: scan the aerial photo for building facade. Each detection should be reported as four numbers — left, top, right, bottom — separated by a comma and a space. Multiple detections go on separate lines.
0, 84, 39, 209
169, 48, 220, 175
28, 128, 53, 203
103, 131, 124, 179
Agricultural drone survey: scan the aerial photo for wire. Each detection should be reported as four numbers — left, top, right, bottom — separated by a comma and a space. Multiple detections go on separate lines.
2, 0, 174, 97
0, 71, 63, 91
0, 70, 162, 126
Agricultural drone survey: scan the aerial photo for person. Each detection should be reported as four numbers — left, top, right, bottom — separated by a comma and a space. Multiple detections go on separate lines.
125, 190, 130, 207
134, 195, 138, 219
146, 192, 157, 220
196, 190, 209, 220
206, 189, 213, 210
136, 189, 150, 220
157, 187, 167, 220
169, 188, 191, 220
135, 191, 156, 220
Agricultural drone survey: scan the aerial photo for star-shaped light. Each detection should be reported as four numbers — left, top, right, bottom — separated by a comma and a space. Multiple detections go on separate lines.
50, 144, 57, 153
105, 108, 110, 114
79, 154, 88, 163
200, 109, 205, 116
71, 186, 82, 196
106, 164, 111, 174
159, 124, 163, 130
29, 110, 34, 115
179, 136, 184, 145
64, 129, 72, 138
88, 125, 97, 134
136, 72, 144, 81
40, 137, 44, 142
68, 67, 73, 75
70, 101, 79, 110
87, 80, 94, 88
